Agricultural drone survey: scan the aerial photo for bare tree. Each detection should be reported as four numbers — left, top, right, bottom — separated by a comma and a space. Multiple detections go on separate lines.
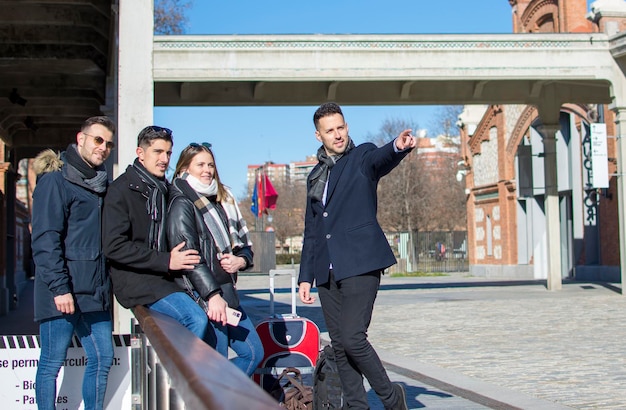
365, 117, 427, 234
429, 105, 464, 137
238, 178, 307, 254
237, 195, 254, 224
267, 179, 307, 253
366, 113, 467, 265
154, 0, 193, 34
420, 151, 467, 231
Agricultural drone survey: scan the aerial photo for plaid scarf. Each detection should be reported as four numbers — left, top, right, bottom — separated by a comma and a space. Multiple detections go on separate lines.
173, 174, 252, 253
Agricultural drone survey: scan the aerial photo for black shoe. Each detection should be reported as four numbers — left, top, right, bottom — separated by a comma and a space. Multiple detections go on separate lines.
392, 383, 408, 410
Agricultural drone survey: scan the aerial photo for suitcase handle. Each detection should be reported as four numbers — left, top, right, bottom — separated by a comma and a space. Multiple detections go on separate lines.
269, 269, 297, 317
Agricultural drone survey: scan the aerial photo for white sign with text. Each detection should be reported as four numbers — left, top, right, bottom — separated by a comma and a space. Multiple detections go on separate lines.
590, 123, 609, 188
0, 335, 131, 410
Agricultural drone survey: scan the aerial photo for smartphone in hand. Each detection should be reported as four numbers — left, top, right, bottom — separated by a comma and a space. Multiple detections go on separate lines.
226, 307, 242, 326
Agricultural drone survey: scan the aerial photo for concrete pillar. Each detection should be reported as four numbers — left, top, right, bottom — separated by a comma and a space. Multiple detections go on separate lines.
0, 163, 9, 315
117, 0, 154, 174
612, 107, 626, 294
538, 124, 563, 291
114, 0, 155, 333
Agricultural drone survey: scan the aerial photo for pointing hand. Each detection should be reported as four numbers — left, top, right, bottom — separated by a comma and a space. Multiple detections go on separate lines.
395, 129, 416, 150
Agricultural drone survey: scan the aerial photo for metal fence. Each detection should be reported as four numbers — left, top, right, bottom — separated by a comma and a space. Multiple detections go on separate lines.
130, 309, 280, 410
390, 230, 468, 273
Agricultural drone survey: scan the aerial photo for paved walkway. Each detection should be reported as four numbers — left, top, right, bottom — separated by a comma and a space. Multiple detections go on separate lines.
4, 271, 626, 409
238, 271, 626, 410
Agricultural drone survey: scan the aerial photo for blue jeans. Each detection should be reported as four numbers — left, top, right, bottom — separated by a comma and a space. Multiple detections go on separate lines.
146, 291, 210, 343
36, 311, 114, 410
208, 307, 264, 376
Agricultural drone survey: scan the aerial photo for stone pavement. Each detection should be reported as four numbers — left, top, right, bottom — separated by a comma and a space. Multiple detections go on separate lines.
4, 272, 626, 409
238, 270, 626, 410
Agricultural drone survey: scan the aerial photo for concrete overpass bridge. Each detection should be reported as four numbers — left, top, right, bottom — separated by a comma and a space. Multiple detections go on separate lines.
151, 33, 616, 109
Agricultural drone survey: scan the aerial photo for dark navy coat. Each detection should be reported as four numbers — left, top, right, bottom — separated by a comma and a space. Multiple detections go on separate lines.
299, 140, 410, 287
31, 154, 110, 322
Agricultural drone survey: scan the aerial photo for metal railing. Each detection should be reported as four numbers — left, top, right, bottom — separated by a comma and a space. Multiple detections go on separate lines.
392, 230, 469, 274
130, 305, 280, 410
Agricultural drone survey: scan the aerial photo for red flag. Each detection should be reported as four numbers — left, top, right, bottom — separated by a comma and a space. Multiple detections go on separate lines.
263, 174, 278, 211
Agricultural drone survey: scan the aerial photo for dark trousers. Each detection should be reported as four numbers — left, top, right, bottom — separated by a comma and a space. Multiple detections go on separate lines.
318, 270, 396, 409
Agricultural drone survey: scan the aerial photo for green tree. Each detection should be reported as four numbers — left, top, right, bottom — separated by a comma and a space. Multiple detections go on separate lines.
154, 0, 193, 34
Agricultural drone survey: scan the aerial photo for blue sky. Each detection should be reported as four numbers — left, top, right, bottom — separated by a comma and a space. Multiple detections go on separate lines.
154, 0, 592, 198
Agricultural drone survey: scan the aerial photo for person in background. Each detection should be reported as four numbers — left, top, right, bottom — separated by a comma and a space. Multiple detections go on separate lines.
298, 102, 416, 410
32, 116, 116, 410
102, 126, 209, 341
167, 142, 263, 376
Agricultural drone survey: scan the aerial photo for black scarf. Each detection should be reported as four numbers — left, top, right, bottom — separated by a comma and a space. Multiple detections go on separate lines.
64, 144, 108, 193
131, 158, 169, 252
308, 138, 355, 202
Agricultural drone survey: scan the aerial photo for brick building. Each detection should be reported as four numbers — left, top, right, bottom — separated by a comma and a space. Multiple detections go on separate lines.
460, 0, 626, 280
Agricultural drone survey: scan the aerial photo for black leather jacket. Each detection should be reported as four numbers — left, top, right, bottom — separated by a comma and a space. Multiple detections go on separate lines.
166, 185, 253, 307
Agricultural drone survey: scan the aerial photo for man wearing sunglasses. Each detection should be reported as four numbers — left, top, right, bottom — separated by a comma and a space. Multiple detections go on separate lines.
31, 116, 116, 410
102, 126, 211, 343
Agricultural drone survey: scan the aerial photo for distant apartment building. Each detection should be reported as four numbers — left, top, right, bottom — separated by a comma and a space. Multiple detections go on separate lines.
246, 155, 317, 193
246, 162, 288, 193
290, 155, 317, 182
415, 135, 461, 169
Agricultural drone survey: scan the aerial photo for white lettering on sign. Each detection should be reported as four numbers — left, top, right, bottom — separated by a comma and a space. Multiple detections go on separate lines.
590, 123, 609, 189
0, 334, 131, 410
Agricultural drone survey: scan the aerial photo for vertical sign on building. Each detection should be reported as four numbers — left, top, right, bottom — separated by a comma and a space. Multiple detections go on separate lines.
590, 123, 609, 188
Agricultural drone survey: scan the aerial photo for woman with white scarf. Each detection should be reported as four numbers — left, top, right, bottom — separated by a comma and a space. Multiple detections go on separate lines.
166, 142, 263, 376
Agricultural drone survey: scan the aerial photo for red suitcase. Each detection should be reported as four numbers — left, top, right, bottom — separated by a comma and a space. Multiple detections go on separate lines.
254, 268, 320, 391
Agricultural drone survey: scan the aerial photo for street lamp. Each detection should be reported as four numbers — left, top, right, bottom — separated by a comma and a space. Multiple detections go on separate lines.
456, 160, 470, 182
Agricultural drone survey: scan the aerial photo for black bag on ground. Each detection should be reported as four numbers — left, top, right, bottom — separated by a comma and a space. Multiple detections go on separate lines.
313, 345, 343, 409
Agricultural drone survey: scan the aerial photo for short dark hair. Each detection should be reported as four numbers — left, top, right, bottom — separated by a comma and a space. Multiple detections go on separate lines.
137, 126, 173, 148
313, 102, 344, 129
81, 116, 115, 134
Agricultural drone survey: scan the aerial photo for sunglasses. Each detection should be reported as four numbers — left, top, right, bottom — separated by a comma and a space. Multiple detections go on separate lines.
83, 133, 115, 150
150, 126, 173, 136
189, 142, 212, 149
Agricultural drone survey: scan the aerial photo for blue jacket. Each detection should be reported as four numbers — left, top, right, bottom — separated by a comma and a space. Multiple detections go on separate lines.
31, 150, 110, 322
299, 140, 410, 286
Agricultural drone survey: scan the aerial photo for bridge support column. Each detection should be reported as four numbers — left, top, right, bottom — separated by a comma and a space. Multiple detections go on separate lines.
114, 0, 155, 334
612, 107, 626, 295
117, 0, 154, 172
538, 124, 563, 291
